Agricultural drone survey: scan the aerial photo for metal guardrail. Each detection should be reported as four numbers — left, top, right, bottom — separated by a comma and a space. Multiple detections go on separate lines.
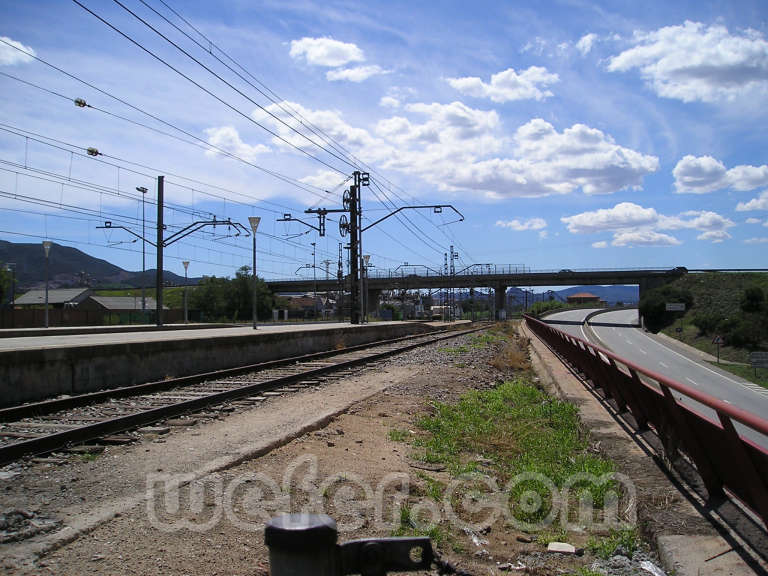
524, 314, 768, 530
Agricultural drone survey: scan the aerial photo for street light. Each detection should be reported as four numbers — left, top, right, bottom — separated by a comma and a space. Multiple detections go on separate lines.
182, 261, 189, 324
311, 241, 317, 319
363, 254, 370, 323
136, 186, 149, 318
248, 216, 261, 330
5, 263, 15, 328
42, 241, 52, 328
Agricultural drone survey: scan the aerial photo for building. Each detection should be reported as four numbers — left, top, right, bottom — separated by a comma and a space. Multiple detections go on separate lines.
79, 296, 167, 312
566, 292, 603, 305
13, 288, 91, 308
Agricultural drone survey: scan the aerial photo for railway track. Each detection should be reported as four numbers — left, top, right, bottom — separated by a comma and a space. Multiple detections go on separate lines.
0, 324, 488, 465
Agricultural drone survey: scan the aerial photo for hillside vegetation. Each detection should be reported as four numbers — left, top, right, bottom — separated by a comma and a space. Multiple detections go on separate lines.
640, 272, 768, 363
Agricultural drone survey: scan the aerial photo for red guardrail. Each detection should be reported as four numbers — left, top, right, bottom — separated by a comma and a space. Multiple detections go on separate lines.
524, 314, 768, 530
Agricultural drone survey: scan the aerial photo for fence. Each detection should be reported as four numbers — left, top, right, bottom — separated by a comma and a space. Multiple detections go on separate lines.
524, 314, 768, 530
0, 308, 193, 328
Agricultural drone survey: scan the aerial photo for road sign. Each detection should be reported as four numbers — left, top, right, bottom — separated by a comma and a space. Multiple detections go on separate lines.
675, 327, 683, 333
750, 351, 768, 369
666, 302, 685, 312
712, 335, 724, 345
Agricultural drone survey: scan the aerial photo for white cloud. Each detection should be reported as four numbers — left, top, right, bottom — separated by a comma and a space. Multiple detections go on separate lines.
538, 230, 548, 239
289, 37, 364, 67
613, 230, 681, 246
326, 65, 388, 82
592, 241, 608, 248
297, 170, 349, 192
736, 190, 768, 211
203, 126, 270, 161
745, 237, 768, 244
447, 66, 559, 102
608, 21, 768, 103
562, 203, 733, 245
561, 202, 658, 233
673, 155, 768, 193
746, 217, 761, 224
0, 36, 36, 66
576, 33, 597, 56
379, 96, 400, 108
697, 230, 731, 243
495, 218, 547, 231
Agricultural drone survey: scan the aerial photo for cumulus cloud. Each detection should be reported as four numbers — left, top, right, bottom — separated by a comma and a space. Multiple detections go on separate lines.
673, 155, 768, 193
379, 96, 400, 108
289, 37, 364, 67
561, 203, 733, 246
607, 21, 768, 103
592, 241, 608, 248
0, 36, 36, 66
613, 230, 681, 246
561, 203, 658, 234
495, 218, 547, 231
215, 102, 656, 201
203, 126, 270, 161
745, 237, 768, 244
576, 33, 597, 56
326, 65, 388, 82
447, 66, 559, 102
746, 217, 762, 224
298, 169, 349, 191
736, 190, 768, 211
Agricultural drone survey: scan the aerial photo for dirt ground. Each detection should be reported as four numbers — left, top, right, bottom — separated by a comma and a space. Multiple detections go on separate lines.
0, 325, 731, 575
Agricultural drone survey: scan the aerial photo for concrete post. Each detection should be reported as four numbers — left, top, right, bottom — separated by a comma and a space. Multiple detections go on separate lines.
494, 283, 507, 320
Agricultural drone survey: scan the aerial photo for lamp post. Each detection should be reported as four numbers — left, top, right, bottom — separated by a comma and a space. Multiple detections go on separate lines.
5, 263, 15, 328
136, 186, 149, 319
311, 242, 317, 319
182, 261, 189, 324
248, 216, 261, 329
42, 241, 52, 328
363, 254, 370, 323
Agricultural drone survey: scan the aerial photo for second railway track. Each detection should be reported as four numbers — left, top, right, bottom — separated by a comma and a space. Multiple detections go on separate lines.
0, 324, 488, 465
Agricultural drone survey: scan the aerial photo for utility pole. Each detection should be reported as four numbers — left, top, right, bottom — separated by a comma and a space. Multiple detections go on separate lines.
450, 245, 458, 322
443, 253, 448, 322
136, 186, 148, 318
337, 242, 344, 322
311, 241, 317, 319
156, 175, 164, 327
349, 179, 361, 324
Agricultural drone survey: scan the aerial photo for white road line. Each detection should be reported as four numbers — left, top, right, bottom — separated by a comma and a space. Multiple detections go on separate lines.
638, 347, 647, 355
723, 399, 732, 404
624, 338, 633, 345
659, 361, 669, 368
580, 325, 589, 343
686, 377, 700, 386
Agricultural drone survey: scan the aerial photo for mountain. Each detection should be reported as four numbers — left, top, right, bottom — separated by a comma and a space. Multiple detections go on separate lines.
0, 241, 199, 290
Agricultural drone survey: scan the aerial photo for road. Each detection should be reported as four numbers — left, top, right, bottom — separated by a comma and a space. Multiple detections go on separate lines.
543, 308, 768, 446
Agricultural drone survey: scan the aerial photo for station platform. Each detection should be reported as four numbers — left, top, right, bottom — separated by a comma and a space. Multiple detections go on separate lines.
0, 321, 457, 407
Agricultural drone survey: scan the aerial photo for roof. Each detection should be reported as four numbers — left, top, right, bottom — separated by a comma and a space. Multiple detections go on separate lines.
88, 296, 167, 310
14, 288, 91, 305
567, 292, 599, 299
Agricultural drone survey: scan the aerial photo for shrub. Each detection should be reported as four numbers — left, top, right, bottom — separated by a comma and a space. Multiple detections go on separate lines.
741, 286, 765, 313
692, 311, 723, 336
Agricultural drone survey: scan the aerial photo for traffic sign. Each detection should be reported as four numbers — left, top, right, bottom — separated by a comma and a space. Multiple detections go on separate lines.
750, 351, 768, 369
712, 335, 724, 345
666, 302, 685, 312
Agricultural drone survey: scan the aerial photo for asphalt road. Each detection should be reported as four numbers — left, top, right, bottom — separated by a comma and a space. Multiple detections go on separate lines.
543, 308, 768, 447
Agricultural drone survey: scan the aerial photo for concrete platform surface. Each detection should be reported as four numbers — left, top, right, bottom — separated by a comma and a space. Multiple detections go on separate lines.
0, 321, 419, 352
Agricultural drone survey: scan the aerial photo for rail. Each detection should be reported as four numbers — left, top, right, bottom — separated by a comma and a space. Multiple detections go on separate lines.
524, 314, 768, 531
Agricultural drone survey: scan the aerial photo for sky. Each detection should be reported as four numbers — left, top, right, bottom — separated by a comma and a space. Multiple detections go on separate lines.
1, 0, 767, 283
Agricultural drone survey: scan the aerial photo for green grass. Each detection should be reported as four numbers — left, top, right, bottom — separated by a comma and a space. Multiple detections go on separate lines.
416, 471, 446, 502
707, 362, 768, 390
437, 345, 469, 356
587, 527, 639, 560
568, 569, 605, 576
388, 428, 409, 442
537, 525, 567, 546
414, 379, 615, 523
391, 503, 449, 547
469, 331, 507, 348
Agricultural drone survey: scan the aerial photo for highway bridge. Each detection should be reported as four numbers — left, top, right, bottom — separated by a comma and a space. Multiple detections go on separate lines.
266, 265, 688, 317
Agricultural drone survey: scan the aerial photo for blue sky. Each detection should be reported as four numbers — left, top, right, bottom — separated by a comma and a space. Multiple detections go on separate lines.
1, 0, 767, 282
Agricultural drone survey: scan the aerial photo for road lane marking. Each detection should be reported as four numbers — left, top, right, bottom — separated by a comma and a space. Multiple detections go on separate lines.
686, 377, 700, 386
637, 347, 647, 355
624, 338, 632, 345
659, 361, 669, 368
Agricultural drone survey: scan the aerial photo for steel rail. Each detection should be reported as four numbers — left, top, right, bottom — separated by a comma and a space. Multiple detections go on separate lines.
524, 314, 768, 532
0, 325, 487, 465
0, 326, 465, 421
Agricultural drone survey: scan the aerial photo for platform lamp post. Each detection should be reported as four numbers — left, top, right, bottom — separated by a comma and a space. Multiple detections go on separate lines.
362, 254, 370, 323
182, 261, 189, 324
6, 263, 15, 328
248, 216, 261, 330
42, 241, 52, 328
136, 186, 149, 319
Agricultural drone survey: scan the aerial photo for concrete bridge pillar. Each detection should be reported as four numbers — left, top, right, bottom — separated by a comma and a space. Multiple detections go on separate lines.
366, 288, 381, 316
494, 283, 507, 320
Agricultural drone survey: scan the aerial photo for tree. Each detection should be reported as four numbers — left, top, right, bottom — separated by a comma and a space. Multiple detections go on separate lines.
741, 286, 764, 313
639, 285, 693, 332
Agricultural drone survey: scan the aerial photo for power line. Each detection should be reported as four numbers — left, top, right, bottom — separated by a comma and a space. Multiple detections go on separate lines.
72, 0, 350, 176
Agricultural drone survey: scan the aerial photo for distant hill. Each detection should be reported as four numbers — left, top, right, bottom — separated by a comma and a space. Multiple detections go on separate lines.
0, 241, 199, 290
555, 285, 639, 305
